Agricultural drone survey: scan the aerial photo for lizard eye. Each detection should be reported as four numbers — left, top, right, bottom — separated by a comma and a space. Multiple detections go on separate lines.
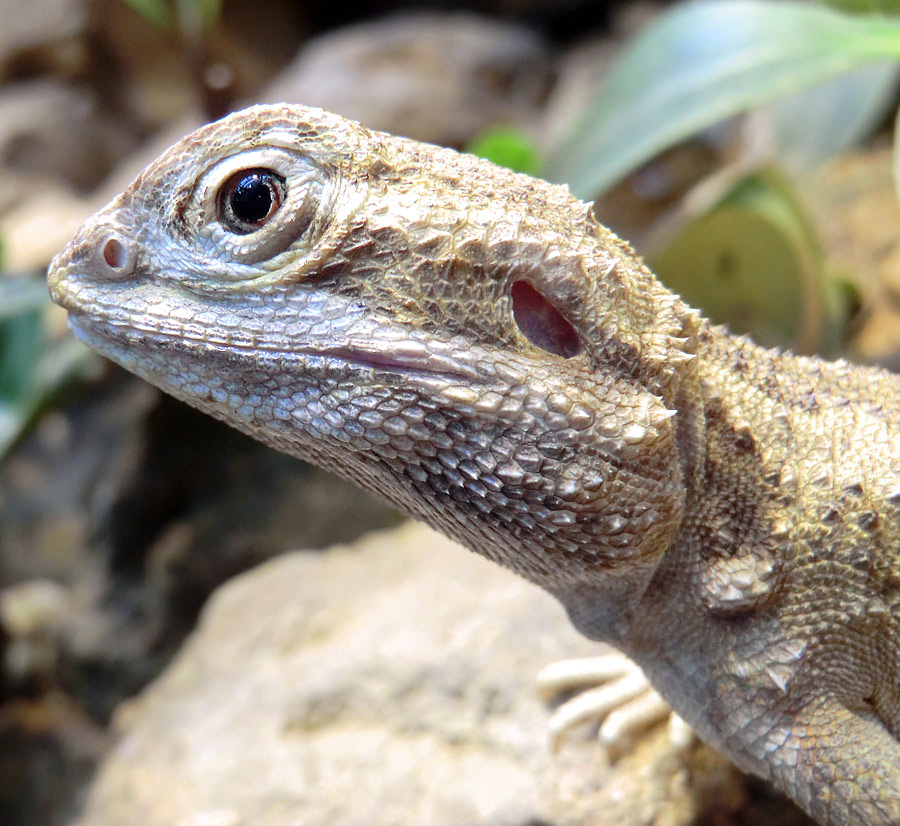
218, 169, 286, 234
190, 144, 326, 268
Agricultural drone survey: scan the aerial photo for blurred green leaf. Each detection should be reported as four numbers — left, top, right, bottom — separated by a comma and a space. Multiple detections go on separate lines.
120, 0, 171, 28
467, 128, 541, 176
650, 172, 851, 353
0, 278, 96, 457
119, 0, 221, 32
0, 276, 52, 320
824, 0, 900, 12
764, 62, 900, 170
176, 0, 222, 35
545, 0, 900, 198
0, 306, 43, 402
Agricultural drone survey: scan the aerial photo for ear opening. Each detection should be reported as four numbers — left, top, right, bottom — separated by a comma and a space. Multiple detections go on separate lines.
510, 280, 582, 359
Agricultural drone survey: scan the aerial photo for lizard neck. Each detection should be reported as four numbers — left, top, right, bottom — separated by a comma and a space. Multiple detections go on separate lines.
561, 319, 806, 645
553, 296, 707, 645
627, 319, 900, 651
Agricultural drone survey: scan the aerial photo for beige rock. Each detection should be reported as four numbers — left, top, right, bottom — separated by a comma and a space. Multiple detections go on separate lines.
73, 521, 771, 826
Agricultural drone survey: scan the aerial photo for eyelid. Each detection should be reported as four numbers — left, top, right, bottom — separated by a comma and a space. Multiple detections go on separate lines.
195, 149, 297, 221
187, 147, 324, 268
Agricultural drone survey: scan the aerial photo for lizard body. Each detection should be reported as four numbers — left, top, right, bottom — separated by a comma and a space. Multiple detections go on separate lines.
47, 104, 900, 824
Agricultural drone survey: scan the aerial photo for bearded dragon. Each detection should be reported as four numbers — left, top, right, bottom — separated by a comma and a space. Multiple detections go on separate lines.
47, 104, 900, 825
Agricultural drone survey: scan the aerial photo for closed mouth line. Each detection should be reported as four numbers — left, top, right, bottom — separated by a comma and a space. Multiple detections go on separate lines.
68, 316, 475, 383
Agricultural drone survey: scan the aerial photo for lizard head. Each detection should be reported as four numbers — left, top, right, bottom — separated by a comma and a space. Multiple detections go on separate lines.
48, 104, 700, 634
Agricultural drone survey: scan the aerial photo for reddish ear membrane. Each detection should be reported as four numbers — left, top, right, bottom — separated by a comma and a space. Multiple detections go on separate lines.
510, 280, 582, 358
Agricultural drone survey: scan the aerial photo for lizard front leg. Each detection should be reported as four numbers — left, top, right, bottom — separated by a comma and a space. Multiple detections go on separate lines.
730, 695, 900, 826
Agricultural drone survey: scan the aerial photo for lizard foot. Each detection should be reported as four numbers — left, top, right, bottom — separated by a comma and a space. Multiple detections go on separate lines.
537, 654, 693, 756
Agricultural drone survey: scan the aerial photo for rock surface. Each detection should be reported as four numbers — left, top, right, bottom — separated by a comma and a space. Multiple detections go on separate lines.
73, 521, 809, 826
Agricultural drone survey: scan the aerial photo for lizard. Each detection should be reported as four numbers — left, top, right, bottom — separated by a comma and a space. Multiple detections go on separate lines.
46, 103, 900, 825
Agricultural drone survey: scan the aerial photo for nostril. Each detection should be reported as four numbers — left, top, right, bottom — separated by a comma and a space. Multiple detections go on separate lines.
101, 236, 129, 270
102, 239, 124, 268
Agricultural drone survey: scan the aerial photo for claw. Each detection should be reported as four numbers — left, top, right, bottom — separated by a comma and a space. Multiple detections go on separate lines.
538, 653, 694, 756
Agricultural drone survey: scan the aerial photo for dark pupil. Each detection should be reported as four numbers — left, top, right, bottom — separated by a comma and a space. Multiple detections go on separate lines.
231, 174, 273, 224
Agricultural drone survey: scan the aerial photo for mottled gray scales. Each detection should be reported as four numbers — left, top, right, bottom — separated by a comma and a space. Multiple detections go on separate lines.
47, 104, 900, 825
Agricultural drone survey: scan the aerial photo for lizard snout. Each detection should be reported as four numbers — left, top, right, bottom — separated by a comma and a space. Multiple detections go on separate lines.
47, 222, 137, 310
79, 225, 137, 282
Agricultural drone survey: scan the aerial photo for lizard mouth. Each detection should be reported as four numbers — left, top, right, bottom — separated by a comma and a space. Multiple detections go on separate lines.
67, 315, 479, 384
306, 344, 477, 381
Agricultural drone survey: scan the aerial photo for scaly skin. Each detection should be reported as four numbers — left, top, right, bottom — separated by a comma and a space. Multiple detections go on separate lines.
47, 104, 900, 824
